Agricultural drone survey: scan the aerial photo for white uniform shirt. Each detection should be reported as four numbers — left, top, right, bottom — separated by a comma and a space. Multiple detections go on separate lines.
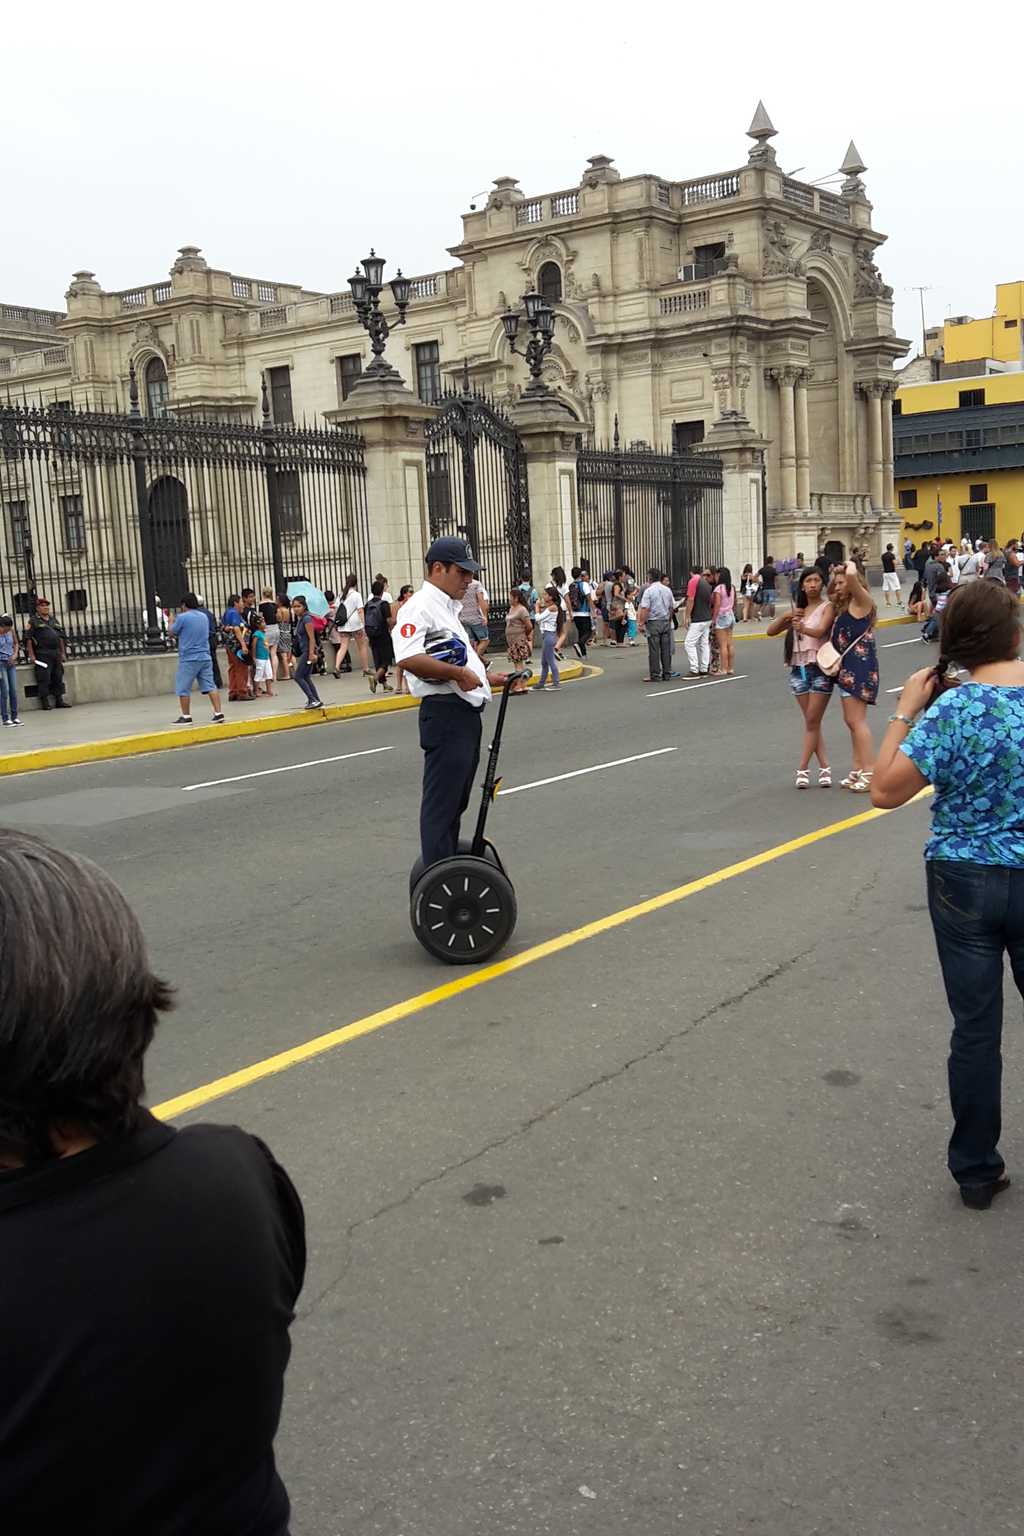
392, 580, 492, 709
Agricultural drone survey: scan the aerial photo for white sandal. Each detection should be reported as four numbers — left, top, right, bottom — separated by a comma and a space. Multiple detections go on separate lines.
848, 770, 874, 793
818, 767, 832, 788
795, 769, 810, 789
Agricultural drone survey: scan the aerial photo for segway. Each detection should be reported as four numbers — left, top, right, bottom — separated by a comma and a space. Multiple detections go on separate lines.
410, 670, 527, 964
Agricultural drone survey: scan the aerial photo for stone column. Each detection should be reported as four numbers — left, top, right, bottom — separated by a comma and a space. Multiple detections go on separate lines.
328, 372, 436, 591
794, 368, 812, 511
773, 368, 798, 511
881, 383, 895, 515
511, 393, 588, 581
860, 382, 885, 512
696, 411, 770, 577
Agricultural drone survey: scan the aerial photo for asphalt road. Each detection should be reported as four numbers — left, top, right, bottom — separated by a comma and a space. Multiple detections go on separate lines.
7, 628, 1024, 1535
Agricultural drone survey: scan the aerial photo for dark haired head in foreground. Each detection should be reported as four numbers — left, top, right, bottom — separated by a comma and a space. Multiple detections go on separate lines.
0, 831, 305, 1532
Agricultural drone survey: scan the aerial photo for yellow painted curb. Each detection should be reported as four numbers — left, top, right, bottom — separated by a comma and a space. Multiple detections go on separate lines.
0, 662, 585, 778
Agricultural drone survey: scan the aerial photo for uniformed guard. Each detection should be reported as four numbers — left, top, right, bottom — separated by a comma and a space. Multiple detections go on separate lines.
393, 538, 511, 868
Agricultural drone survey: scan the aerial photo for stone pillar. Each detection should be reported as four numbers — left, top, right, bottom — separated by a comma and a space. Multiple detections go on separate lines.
511, 394, 588, 582
881, 383, 895, 515
794, 368, 812, 511
766, 367, 798, 511
696, 411, 770, 578
860, 382, 885, 512
328, 372, 436, 592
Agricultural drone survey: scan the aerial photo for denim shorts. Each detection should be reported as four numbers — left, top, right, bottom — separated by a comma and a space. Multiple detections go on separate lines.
715, 611, 735, 630
176, 655, 215, 695
789, 662, 833, 696
464, 621, 488, 644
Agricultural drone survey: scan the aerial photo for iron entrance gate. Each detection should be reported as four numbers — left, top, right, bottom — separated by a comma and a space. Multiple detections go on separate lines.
576, 422, 724, 588
425, 376, 530, 625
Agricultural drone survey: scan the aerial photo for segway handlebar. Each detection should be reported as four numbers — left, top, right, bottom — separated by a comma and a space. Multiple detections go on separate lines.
469, 671, 530, 853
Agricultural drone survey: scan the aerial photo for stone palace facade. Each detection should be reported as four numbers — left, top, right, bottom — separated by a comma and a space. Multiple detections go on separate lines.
3, 105, 908, 574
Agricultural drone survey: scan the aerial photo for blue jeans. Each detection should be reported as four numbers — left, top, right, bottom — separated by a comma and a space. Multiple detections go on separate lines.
0, 662, 18, 721
927, 859, 1024, 1186
293, 656, 320, 705
539, 633, 559, 686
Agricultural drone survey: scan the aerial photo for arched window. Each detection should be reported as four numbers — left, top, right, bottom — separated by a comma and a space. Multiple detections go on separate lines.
145, 357, 169, 419
538, 262, 562, 303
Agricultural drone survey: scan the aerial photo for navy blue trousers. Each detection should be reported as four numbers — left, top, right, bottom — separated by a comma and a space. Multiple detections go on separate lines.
419, 696, 482, 867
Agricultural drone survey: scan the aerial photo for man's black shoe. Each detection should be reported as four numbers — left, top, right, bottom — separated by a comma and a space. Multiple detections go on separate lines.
40, 697, 53, 710
55, 699, 72, 708
960, 1175, 1010, 1210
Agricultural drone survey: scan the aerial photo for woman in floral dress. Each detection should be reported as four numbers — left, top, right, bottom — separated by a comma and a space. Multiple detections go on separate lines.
504, 587, 534, 694
827, 559, 879, 793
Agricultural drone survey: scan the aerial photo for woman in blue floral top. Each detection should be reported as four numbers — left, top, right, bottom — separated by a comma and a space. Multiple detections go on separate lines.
872, 580, 1024, 1209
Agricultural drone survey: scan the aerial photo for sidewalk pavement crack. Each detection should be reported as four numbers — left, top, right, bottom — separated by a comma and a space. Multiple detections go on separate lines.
300, 943, 816, 1318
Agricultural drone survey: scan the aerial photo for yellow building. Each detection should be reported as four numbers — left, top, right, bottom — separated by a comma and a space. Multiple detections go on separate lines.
894, 282, 1024, 546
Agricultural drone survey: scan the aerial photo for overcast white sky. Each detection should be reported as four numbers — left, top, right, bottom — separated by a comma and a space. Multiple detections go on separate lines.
6, 1, 1022, 354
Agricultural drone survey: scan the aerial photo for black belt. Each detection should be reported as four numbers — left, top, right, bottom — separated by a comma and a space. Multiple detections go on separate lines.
420, 693, 479, 708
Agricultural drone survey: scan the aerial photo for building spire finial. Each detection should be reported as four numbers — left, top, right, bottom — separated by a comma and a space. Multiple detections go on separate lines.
746, 101, 778, 165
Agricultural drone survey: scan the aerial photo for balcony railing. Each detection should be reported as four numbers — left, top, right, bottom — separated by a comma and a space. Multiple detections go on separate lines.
153, 283, 172, 303
119, 289, 148, 309
259, 306, 289, 330
679, 173, 740, 206
43, 348, 69, 368
516, 200, 544, 226
659, 289, 709, 316
329, 293, 354, 315
550, 190, 579, 217
0, 304, 64, 331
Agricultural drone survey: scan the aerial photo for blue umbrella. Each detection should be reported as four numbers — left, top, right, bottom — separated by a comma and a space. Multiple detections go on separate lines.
286, 580, 329, 618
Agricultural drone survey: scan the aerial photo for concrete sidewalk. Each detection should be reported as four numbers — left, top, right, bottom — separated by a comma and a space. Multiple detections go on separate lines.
0, 660, 585, 776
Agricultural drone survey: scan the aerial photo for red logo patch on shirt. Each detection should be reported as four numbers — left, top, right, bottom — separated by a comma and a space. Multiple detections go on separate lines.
400, 622, 417, 638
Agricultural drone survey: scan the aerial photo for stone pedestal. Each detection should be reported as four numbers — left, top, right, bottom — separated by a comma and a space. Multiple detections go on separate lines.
697, 410, 769, 576
510, 392, 588, 583
328, 370, 436, 591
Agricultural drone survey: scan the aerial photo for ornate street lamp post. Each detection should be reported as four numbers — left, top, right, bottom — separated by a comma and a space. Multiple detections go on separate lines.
501, 292, 556, 396
349, 250, 412, 381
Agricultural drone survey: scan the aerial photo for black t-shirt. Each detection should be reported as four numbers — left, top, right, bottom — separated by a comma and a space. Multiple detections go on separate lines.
881, 551, 896, 574
0, 1112, 305, 1534
259, 601, 279, 626
756, 565, 777, 592
690, 578, 713, 624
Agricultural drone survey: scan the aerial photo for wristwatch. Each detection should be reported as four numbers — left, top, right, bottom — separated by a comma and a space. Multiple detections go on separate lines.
888, 712, 915, 727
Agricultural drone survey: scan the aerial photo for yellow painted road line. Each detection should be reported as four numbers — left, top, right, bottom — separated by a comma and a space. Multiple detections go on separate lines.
152, 797, 924, 1122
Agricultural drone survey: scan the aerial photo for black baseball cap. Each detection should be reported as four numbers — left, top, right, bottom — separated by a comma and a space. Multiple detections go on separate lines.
425, 536, 480, 573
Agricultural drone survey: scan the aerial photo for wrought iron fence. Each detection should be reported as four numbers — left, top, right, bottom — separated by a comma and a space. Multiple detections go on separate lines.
425, 375, 531, 633
0, 372, 369, 655
576, 422, 723, 588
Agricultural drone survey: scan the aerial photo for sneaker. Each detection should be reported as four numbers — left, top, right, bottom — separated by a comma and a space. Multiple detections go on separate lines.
554, 648, 564, 661
11, 718, 22, 726
1, 720, 11, 727
573, 642, 584, 659
211, 712, 225, 724
668, 671, 680, 679
543, 682, 561, 690
305, 699, 324, 710
368, 673, 378, 694
174, 714, 193, 725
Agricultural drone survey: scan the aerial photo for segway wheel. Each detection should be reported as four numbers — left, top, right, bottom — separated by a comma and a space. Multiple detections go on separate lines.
408, 839, 503, 899
410, 856, 517, 964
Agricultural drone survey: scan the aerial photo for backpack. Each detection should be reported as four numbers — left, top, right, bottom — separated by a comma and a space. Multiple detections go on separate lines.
332, 601, 348, 628
364, 598, 386, 637
574, 579, 590, 612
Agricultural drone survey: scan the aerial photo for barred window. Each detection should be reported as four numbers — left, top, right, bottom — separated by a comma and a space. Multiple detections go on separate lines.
61, 494, 86, 552
7, 500, 29, 558
337, 353, 362, 402
414, 341, 441, 405
268, 366, 294, 425
276, 470, 303, 535
146, 357, 169, 419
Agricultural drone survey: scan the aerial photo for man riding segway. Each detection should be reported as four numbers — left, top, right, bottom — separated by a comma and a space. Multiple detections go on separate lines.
394, 538, 523, 962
